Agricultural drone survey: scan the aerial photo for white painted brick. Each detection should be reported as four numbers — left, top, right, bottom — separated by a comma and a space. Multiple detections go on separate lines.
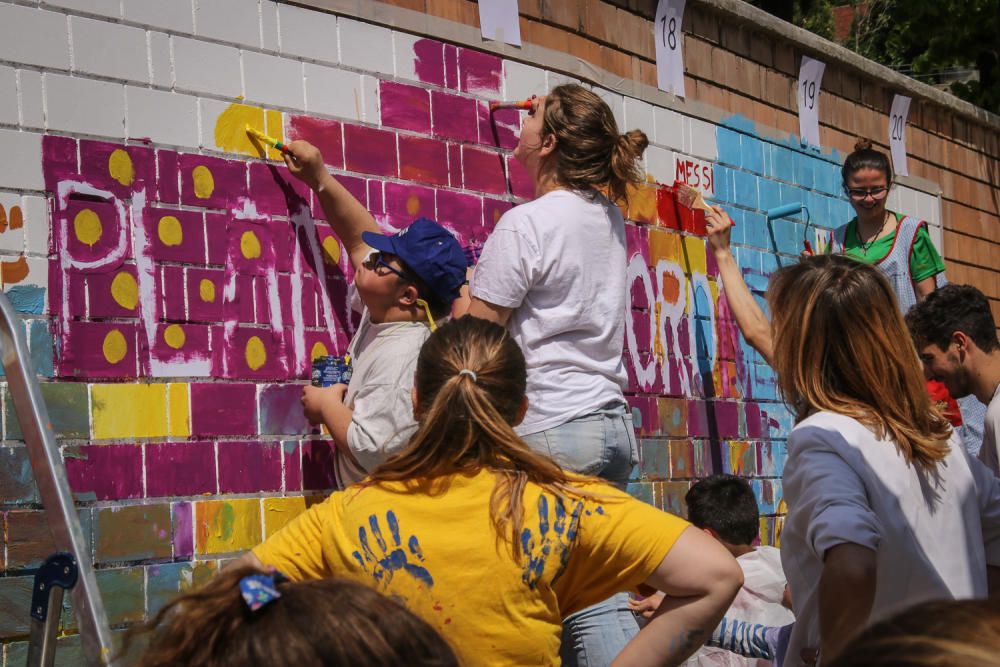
0, 130, 44, 191
261, 1, 279, 52
13, 257, 49, 291
895, 184, 918, 218
393, 31, 420, 82
279, 3, 338, 64
127, 87, 200, 148
0, 4, 70, 71
0, 67, 18, 126
927, 221, 943, 255
123, 0, 195, 34
547, 72, 582, 89
46, 74, 125, 138
361, 74, 379, 124
644, 145, 674, 184
915, 190, 940, 226
199, 97, 228, 149
173, 36, 242, 98
885, 187, 902, 213
149, 31, 172, 88
0, 193, 25, 253
17, 71, 45, 130
21, 195, 49, 256
41, 0, 121, 19
503, 60, 546, 101
592, 87, 625, 130
623, 97, 654, 137
304, 63, 363, 121
653, 106, 684, 150
338, 18, 393, 75
685, 117, 717, 161
243, 51, 304, 110
71, 16, 149, 84
194, 0, 261, 48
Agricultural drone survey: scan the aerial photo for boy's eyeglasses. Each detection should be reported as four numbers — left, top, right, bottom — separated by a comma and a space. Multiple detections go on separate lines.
844, 186, 889, 201
362, 252, 439, 332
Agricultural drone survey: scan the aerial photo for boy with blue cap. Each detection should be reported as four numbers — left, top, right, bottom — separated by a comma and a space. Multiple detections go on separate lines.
283, 140, 467, 486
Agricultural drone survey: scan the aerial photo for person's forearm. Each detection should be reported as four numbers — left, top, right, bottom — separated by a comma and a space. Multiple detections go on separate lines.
714, 248, 773, 365
314, 172, 381, 270
319, 399, 353, 448
819, 543, 877, 661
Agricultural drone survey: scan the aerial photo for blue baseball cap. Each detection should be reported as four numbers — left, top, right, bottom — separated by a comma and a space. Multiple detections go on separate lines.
362, 218, 468, 303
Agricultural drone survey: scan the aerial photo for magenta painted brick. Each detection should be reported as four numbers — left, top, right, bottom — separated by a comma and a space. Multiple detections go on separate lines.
744, 402, 764, 439
478, 103, 520, 150
447, 143, 462, 187
343, 125, 398, 178
151, 323, 210, 365
172, 502, 194, 558
367, 180, 384, 214
385, 182, 435, 220
144, 208, 206, 264
223, 327, 287, 380
218, 441, 282, 494
179, 154, 247, 209
302, 439, 336, 490
687, 399, 710, 437
259, 384, 310, 435
146, 442, 216, 497
506, 156, 534, 199
60, 198, 130, 265
190, 382, 258, 436
398, 135, 448, 186
625, 224, 650, 265
80, 140, 154, 198
59, 321, 139, 379
228, 275, 256, 324
715, 400, 741, 438
413, 38, 445, 87
436, 190, 482, 229
380, 81, 431, 133
287, 115, 344, 169
458, 48, 502, 95
187, 267, 224, 322
431, 91, 478, 144
483, 198, 513, 229
247, 162, 311, 217
282, 441, 302, 492
444, 44, 459, 89
157, 150, 180, 204
65, 444, 143, 501
159, 265, 185, 320
228, 219, 275, 276
42, 135, 78, 192
313, 174, 366, 220
462, 146, 507, 195
88, 265, 140, 318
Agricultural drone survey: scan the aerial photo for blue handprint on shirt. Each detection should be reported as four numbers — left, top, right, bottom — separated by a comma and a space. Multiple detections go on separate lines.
351, 511, 434, 588
520, 495, 584, 589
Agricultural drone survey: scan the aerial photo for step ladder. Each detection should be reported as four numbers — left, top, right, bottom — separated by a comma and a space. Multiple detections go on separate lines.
0, 293, 117, 666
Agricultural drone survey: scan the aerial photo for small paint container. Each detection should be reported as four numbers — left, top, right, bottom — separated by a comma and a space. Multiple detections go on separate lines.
311, 355, 352, 387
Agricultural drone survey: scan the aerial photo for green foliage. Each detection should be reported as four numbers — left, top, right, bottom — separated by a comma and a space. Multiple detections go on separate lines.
747, 0, 836, 41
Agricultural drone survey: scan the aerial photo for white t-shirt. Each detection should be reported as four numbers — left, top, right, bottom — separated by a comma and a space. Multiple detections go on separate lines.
334, 301, 430, 487
471, 189, 628, 435
976, 383, 1000, 476
781, 411, 1000, 664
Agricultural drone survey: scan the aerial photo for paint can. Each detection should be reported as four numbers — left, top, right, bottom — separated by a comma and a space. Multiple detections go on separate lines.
311, 355, 352, 387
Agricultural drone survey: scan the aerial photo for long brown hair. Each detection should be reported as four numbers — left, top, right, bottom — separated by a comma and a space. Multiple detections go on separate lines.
541, 84, 648, 205
367, 316, 599, 558
767, 254, 951, 469
132, 564, 459, 667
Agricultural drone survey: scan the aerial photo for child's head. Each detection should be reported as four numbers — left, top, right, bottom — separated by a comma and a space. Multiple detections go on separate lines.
684, 475, 759, 549
135, 564, 459, 667
359, 217, 467, 324
841, 137, 892, 221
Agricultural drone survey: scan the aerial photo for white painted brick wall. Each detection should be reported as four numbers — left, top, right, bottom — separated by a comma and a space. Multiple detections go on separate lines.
0, 67, 18, 126
18, 257, 49, 290
127, 87, 200, 148
0, 4, 70, 71
623, 97, 654, 138
304, 63, 363, 120
261, 1, 279, 53
645, 145, 675, 184
21, 195, 49, 256
592, 87, 625, 130
503, 60, 547, 101
279, 3, 338, 64
338, 18, 394, 76
361, 74, 380, 124
149, 32, 173, 88
685, 116, 718, 161
123, 0, 195, 34
42, 0, 120, 20
653, 106, 684, 151
71, 16, 149, 84
18, 71, 45, 130
173, 36, 242, 98
0, 131, 44, 190
194, 0, 261, 48
243, 52, 305, 110
393, 31, 421, 82
46, 73, 125, 138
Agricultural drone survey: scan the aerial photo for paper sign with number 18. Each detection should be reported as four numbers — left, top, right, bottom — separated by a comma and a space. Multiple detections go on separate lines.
655, 0, 686, 97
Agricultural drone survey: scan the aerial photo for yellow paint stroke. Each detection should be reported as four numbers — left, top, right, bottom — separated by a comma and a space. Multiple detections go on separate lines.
310, 341, 329, 360
246, 335, 267, 370
0, 257, 29, 285
158, 215, 183, 247
164, 324, 186, 349
168, 382, 191, 438
195, 499, 261, 555
240, 230, 261, 259
406, 194, 422, 217
110, 271, 139, 310
108, 148, 135, 186
213, 103, 284, 160
321, 236, 341, 265
653, 301, 664, 365
647, 228, 680, 263
74, 208, 103, 247
192, 166, 215, 199
102, 329, 127, 364
91, 383, 168, 439
682, 235, 707, 275
626, 181, 658, 225
263, 496, 307, 538
199, 278, 216, 303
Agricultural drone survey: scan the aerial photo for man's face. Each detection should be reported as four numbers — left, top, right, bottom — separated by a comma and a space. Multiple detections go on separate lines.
917, 339, 970, 398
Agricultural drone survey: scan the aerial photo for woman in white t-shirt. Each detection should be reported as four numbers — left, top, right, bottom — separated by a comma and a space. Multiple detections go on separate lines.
767, 254, 1000, 665
460, 84, 649, 666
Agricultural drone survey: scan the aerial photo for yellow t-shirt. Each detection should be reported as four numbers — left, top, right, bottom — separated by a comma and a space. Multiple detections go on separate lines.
253, 469, 690, 667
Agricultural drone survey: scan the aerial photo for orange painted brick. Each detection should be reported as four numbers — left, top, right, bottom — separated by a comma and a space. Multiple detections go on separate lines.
195, 498, 262, 555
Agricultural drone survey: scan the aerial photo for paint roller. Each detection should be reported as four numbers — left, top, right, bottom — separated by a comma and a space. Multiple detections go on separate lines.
245, 125, 292, 156
765, 203, 813, 253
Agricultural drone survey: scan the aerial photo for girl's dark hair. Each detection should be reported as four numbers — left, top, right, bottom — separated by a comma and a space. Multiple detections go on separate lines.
841, 137, 893, 185
540, 84, 649, 205
684, 474, 759, 545
367, 316, 604, 558
132, 564, 459, 667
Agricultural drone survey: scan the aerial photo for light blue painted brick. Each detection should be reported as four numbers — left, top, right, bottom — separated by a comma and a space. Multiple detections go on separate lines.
29, 320, 54, 378
7, 286, 45, 315
741, 136, 766, 175
713, 165, 735, 203
817, 164, 841, 196
758, 178, 782, 211
774, 219, 802, 256
761, 142, 776, 178
778, 184, 804, 210
733, 171, 759, 209
795, 153, 816, 190
726, 207, 746, 245
773, 147, 796, 182
716, 127, 741, 167
760, 251, 780, 275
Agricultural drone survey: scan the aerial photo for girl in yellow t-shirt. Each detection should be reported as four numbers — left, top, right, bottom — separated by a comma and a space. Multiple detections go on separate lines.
247, 317, 742, 667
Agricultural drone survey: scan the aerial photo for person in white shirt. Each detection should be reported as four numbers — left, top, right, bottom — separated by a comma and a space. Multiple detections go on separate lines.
767, 255, 1000, 665
455, 83, 649, 666
905, 283, 1000, 476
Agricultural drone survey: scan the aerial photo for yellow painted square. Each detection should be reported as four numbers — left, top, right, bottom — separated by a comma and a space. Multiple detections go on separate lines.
265, 109, 284, 161
263, 496, 308, 539
167, 383, 190, 438
682, 235, 708, 275
91, 383, 168, 440
195, 499, 262, 555
647, 228, 681, 263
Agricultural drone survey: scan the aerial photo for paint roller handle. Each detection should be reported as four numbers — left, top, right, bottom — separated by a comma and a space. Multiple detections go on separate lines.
281, 140, 330, 192
802, 240, 815, 256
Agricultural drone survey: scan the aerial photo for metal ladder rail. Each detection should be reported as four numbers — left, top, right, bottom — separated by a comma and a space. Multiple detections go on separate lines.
0, 293, 117, 666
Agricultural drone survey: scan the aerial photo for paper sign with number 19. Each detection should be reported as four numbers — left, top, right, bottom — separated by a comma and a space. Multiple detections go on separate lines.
797, 56, 826, 147
655, 0, 686, 97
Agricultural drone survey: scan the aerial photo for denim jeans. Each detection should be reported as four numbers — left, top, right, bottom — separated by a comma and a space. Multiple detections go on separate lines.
523, 403, 641, 666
